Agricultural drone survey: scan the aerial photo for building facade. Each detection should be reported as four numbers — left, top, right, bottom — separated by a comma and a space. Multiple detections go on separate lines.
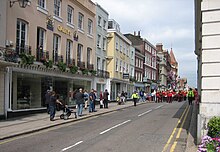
156, 43, 168, 90
195, 0, 220, 143
107, 19, 131, 99
94, 3, 110, 98
0, 0, 96, 118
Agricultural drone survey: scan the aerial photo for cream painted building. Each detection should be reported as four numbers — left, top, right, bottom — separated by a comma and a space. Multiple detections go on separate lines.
195, 0, 220, 142
107, 19, 132, 99
0, 0, 96, 118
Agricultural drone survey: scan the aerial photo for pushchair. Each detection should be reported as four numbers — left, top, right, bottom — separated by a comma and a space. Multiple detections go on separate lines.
59, 105, 77, 120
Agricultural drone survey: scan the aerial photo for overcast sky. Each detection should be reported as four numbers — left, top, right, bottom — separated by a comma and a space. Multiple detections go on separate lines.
92, 0, 196, 87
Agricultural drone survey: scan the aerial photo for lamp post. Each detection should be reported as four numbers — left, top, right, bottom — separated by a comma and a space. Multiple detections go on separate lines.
10, 0, 31, 8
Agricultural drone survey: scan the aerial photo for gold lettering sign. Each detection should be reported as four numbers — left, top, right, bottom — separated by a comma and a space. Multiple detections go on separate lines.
57, 25, 71, 35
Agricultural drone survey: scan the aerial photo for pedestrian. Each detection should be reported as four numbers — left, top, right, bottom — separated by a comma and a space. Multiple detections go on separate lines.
131, 91, 139, 106
194, 88, 199, 105
103, 89, 109, 108
89, 89, 97, 112
49, 91, 63, 121
84, 90, 89, 110
99, 91, 103, 108
187, 88, 194, 105
139, 89, 144, 102
120, 91, 126, 104
45, 90, 51, 114
74, 88, 85, 117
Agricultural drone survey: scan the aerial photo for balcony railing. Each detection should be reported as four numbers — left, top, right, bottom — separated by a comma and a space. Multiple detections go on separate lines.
36, 48, 49, 62
0, 47, 18, 63
67, 58, 76, 67
97, 69, 110, 78
53, 52, 63, 64
16, 44, 32, 55
87, 63, 94, 70
77, 61, 85, 69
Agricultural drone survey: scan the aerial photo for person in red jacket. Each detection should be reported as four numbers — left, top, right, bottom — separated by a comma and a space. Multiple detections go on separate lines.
167, 90, 173, 103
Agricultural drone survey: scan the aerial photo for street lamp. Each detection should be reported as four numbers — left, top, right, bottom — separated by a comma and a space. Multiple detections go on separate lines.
10, 0, 31, 8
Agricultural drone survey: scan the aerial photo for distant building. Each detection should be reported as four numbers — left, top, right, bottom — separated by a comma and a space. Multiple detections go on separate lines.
107, 19, 132, 99
169, 48, 179, 89
124, 32, 157, 93
156, 43, 168, 90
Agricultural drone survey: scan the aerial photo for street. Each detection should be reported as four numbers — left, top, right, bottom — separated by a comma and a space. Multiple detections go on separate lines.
0, 101, 192, 152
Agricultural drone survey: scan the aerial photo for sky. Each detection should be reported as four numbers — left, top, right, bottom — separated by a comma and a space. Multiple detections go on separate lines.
92, 0, 197, 87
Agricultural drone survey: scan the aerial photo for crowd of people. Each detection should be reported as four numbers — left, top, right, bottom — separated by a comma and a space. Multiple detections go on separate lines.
45, 88, 110, 121
45, 87, 199, 121
129, 88, 199, 106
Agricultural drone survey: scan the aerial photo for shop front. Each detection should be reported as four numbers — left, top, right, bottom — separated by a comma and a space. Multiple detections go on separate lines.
5, 66, 92, 118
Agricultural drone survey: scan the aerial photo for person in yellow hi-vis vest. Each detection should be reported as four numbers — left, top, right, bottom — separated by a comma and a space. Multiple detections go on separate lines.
131, 91, 139, 106
187, 88, 194, 105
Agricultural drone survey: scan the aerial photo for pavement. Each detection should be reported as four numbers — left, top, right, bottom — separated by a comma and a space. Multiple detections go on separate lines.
0, 100, 198, 151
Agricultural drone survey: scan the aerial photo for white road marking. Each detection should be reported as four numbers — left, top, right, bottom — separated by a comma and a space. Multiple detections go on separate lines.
138, 109, 152, 117
154, 105, 164, 109
100, 120, 131, 135
61, 141, 83, 151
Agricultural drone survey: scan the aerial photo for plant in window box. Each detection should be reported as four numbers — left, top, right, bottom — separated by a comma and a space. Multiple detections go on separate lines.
57, 61, 67, 72
43, 59, 53, 68
82, 69, 89, 75
69, 65, 78, 74
89, 69, 96, 76
19, 53, 35, 65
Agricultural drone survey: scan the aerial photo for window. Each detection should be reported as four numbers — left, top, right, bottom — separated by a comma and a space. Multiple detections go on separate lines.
97, 57, 100, 70
98, 16, 101, 26
38, 0, 45, 8
77, 44, 83, 62
103, 20, 106, 30
54, 0, 61, 17
97, 34, 101, 47
116, 42, 118, 50
16, 19, 28, 54
87, 47, 91, 64
37, 27, 45, 49
102, 38, 106, 50
78, 13, 84, 30
53, 34, 61, 63
67, 6, 73, 24
120, 60, 122, 72
88, 19, 93, 35
66, 39, 73, 65
116, 58, 118, 71
102, 59, 105, 70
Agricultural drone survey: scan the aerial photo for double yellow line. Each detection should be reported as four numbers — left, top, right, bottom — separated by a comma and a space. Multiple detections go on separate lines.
162, 105, 190, 152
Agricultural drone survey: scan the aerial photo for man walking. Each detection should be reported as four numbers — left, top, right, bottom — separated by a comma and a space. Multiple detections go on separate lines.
75, 88, 85, 117
89, 89, 97, 112
103, 89, 109, 108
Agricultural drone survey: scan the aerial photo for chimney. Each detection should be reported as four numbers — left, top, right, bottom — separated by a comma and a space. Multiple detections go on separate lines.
138, 31, 140, 36
156, 43, 163, 52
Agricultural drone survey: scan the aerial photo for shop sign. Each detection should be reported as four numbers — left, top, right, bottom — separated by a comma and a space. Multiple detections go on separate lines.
46, 15, 54, 31
57, 25, 71, 36
123, 73, 129, 79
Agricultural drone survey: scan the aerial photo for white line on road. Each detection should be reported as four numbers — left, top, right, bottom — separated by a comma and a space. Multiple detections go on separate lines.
61, 140, 83, 151
154, 105, 164, 109
138, 109, 152, 117
100, 120, 131, 135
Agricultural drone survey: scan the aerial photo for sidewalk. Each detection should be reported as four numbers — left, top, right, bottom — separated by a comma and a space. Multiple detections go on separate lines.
0, 101, 137, 141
